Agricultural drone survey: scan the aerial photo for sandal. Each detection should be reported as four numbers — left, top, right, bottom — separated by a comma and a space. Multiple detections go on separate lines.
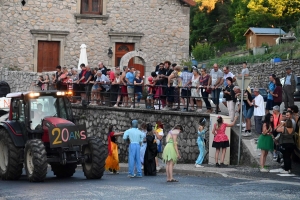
170, 179, 178, 182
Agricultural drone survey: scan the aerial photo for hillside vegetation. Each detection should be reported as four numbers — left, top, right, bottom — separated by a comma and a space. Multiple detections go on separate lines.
190, 0, 300, 62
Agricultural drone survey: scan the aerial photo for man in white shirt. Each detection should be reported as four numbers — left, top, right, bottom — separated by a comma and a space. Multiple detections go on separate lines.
244, 88, 265, 136
209, 63, 223, 112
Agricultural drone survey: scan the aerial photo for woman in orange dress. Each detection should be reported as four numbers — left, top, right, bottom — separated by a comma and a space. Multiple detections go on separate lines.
105, 125, 124, 174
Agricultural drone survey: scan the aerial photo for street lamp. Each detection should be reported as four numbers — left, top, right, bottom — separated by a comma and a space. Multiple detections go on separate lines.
108, 47, 113, 58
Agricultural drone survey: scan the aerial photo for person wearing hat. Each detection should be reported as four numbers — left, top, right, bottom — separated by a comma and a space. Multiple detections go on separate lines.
265, 74, 276, 114
283, 66, 298, 110
245, 88, 265, 136
123, 120, 144, 178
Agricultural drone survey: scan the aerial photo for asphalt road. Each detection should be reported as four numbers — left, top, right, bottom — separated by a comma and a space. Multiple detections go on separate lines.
0, 169, 300, 200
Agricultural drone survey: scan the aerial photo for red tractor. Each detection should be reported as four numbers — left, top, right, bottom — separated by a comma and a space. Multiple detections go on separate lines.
0, 91, 107, 182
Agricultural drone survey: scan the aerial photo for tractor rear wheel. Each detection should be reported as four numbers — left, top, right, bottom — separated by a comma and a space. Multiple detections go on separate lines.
50, 163, 77, 178
0, 129, 23, 180
24, 139, 48, 182
82, 137, 107, 179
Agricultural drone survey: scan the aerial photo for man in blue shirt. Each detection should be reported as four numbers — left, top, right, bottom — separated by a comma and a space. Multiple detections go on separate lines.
266, 74, 276, 114
283, 66, 298, 110
123, 120, 144, 177
125, 67, 135, 102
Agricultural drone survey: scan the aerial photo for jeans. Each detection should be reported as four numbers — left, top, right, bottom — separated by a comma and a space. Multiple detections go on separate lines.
195, 137, 205, 165
201, 89, 211, 109
254, 116, 263, 134
128, 143, 142, 176
211, 88, 221, 106
135, 92, 142, 103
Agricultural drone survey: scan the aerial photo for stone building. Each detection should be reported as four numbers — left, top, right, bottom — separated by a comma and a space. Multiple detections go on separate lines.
0, 0, 195, 77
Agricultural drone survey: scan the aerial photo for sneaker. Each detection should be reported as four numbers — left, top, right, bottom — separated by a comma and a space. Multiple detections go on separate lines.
130, 105, 134, 108
156, 166, 161, 172
280, 170, 290, 174
236, 123, 246, 127
162, 107, 169, 111
242, 128, 246, 132
102, 102, 105, 105
136, 175, 143, 178
128, 174, 135, 178
113, 104, 119, 108
112, 169, 119, 174
220, 163, 228, 167
196, 109, 203, 112
242, 132, 251, 137
215, 163, 220, 167
195, 164, 204, 168
260, 168, 269, 172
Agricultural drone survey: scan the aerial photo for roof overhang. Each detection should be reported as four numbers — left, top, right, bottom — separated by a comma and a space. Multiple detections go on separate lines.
180, 0, 196, 6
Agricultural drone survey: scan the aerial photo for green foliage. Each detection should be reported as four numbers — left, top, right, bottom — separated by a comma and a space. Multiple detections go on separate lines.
190, 0, 300, 47
192, 43, 215, 61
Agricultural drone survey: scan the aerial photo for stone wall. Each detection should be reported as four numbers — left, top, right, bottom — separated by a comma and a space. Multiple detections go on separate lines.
227, 59, 300, 88
0, 0, 190, 76
0, 69, 53, 92
72, 105, 210, 163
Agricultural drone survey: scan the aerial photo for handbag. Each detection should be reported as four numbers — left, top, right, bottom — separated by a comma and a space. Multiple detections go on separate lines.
206, 87, 211, 94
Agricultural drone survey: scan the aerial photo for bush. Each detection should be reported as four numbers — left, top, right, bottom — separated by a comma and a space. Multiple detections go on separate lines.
192, 43, 215, 61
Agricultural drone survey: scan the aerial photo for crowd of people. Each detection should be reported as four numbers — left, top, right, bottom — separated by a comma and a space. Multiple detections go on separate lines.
34, 61, 299, 174
104, 120, 185, 181
34, 61, 250, 111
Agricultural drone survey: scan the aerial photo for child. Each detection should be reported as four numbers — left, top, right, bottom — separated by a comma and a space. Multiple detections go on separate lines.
113, 72, 122, 107
42, 75, 50, 91
90, 71, 102, 105
195, 117, 206, 168
105, 125, 124, 174
212, 116, 238, 167
146, 72, 158, 109
36, 75, 44, 90
133, 70, 143, 108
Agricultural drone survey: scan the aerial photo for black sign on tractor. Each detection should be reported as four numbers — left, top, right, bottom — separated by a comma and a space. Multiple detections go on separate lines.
49, 124, 88, 148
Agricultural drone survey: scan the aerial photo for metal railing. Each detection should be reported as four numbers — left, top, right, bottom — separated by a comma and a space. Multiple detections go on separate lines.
34, 81, 225, 114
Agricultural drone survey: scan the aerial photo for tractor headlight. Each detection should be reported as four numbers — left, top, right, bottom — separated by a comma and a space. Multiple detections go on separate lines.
56, 91, 65, 96
29, 92, 40, 98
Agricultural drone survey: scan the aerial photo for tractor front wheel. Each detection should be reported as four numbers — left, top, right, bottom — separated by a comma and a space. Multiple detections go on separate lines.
82, 137, 107, 179
24, 139, 48, 182
0, 129, 23, 180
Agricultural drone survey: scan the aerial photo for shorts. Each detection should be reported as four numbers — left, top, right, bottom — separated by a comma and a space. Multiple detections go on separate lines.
79, 83, 86, 92
147, 94, 154, 100
266, 99, 274, 110
181, 89, 191, 98
121, 85, 128, 97
127, 87, 134, 98
92, 84, 100, 90
243, 105, 254, 119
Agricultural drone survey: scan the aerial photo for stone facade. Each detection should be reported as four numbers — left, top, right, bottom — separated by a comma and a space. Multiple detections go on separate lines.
0, 0, 191, 76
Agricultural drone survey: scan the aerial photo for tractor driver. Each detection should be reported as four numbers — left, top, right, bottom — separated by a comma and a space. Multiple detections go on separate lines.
31, 103, 45, 129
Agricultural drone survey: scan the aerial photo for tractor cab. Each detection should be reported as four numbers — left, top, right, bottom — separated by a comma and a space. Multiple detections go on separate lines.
7, 91, 74, 135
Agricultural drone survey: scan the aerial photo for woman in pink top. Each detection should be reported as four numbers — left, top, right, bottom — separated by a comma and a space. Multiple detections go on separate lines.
212, 116, 238, 167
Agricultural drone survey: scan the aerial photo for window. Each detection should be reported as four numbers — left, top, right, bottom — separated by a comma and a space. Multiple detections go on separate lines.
249, 36, 252, 44
81, 0, 102, 15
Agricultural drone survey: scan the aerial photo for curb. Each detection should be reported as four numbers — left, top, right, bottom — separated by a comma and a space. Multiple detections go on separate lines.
75, 164, 227, 177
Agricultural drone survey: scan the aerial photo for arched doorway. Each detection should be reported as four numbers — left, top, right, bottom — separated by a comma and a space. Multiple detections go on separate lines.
119, 51, 147, 79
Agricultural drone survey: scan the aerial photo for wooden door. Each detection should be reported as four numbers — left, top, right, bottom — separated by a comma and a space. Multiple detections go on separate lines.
38, 41, 60, 72
115, 43, 134, 67
133, 63, 145, 78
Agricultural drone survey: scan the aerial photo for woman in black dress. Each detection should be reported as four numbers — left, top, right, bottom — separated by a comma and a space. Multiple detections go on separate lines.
144, 123, 158, 176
